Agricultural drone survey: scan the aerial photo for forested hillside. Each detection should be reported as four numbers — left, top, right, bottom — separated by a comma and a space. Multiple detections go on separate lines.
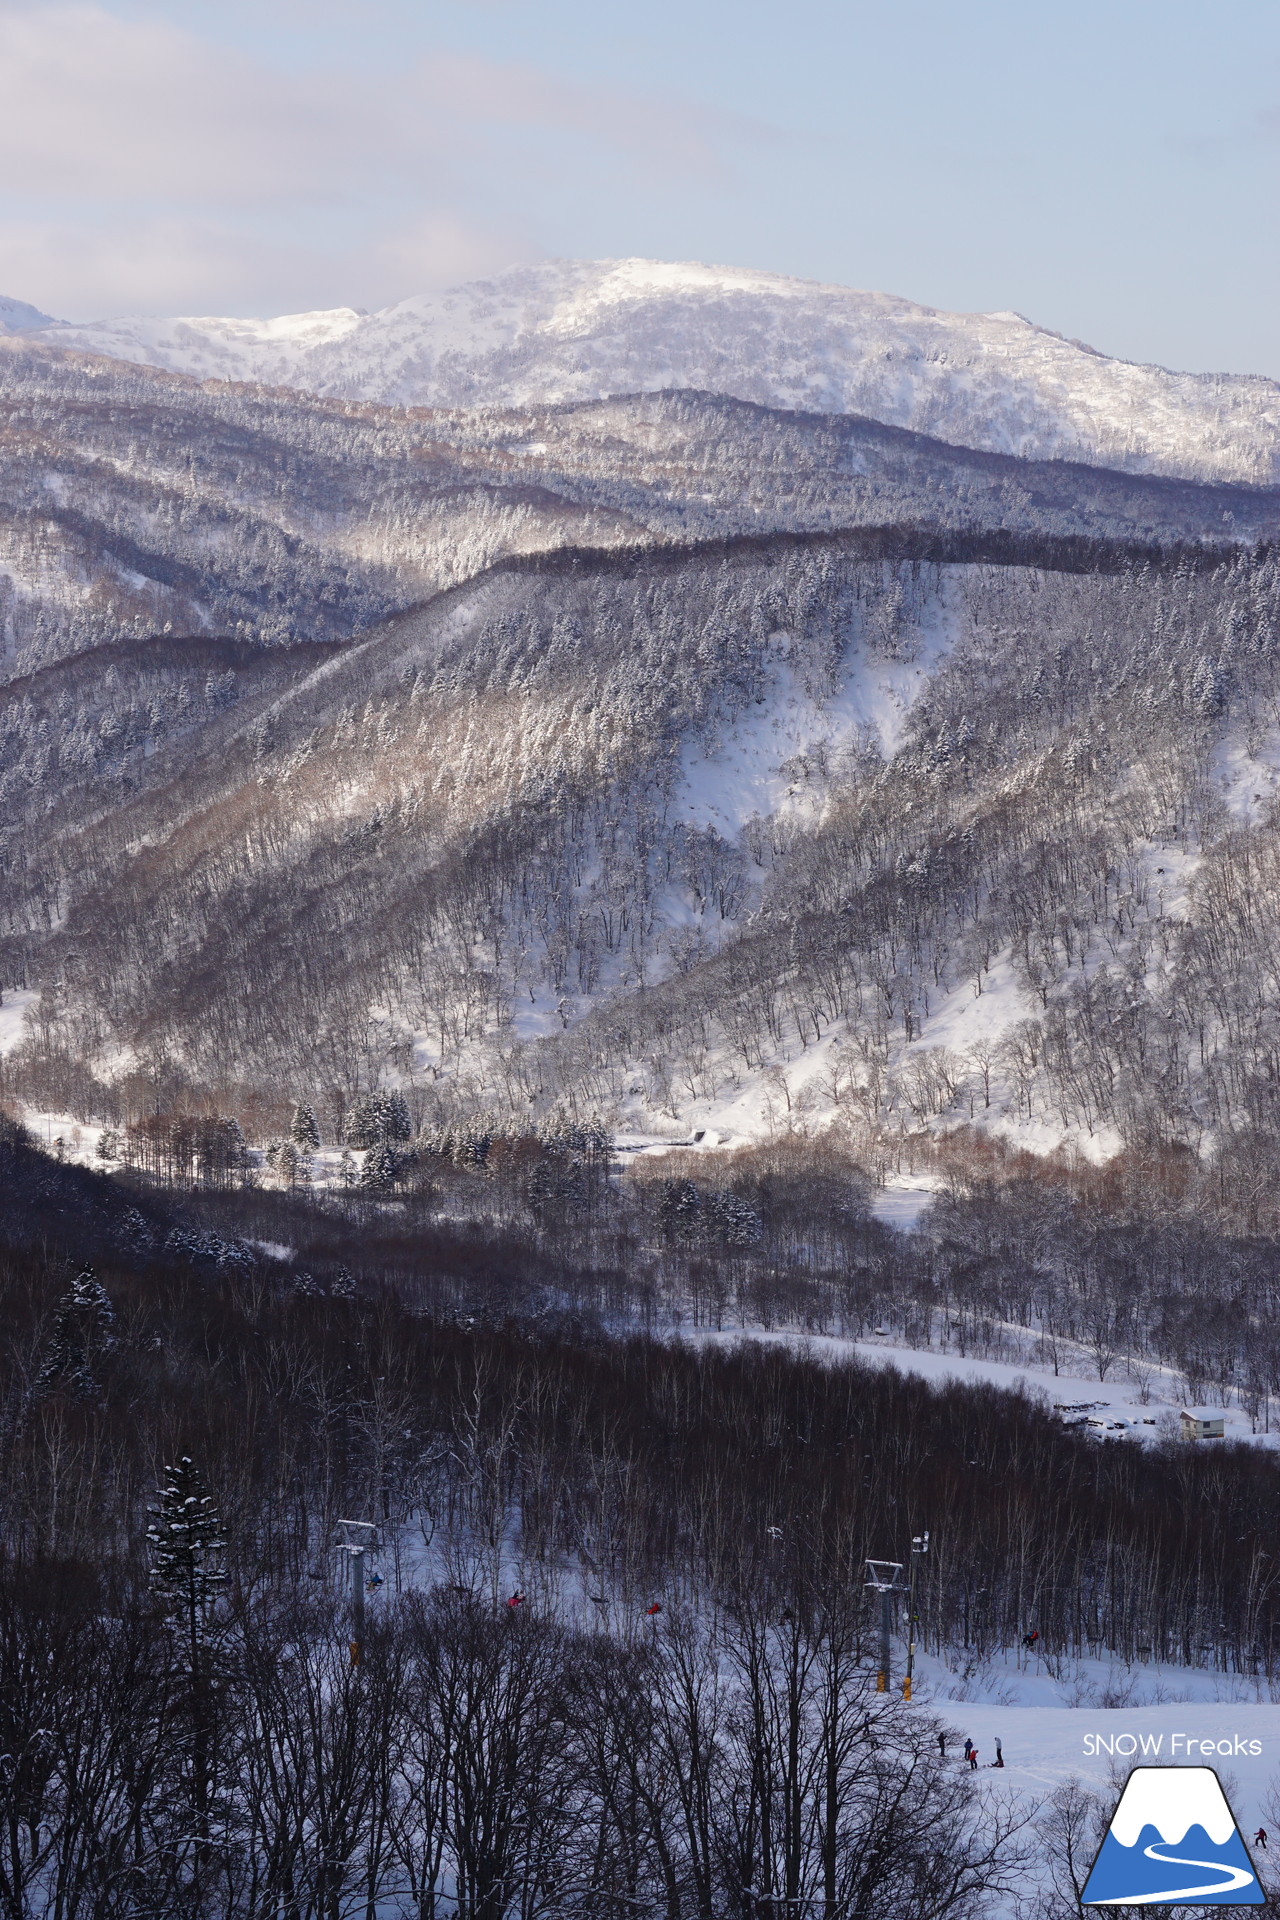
10, 309, 1280, 1917
5, 498, 1280, 1197
3, 335, 1276, 675
2, 1116, 1280, 1917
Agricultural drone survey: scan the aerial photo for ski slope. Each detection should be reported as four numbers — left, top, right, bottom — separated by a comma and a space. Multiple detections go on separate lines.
679, 1325, 1280, 1449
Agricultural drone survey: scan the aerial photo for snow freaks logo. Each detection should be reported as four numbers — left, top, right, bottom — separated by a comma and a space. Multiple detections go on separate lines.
1082, 1766, 1263, 1906
1082, 1734, 1264, 1759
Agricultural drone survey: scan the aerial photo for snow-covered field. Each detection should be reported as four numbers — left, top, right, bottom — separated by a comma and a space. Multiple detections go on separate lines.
934, 1689, 1280, 1838
678, 1323, 1279, 1447
0, 987, 36, 1055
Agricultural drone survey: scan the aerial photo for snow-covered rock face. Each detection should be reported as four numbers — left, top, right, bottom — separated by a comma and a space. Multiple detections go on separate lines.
22, 257, 1280, 486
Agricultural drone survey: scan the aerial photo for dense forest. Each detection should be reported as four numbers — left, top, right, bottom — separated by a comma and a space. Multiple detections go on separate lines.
8, 531, 1280, 1186
3, 336, 1276, 674
2, 1117, 1280, 1917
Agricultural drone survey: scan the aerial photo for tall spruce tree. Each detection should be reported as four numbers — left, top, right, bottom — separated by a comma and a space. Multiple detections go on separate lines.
148, 1455, 227, 1626
289, 1101, 321, 1150
147, 1457, 227, 1870
36, 1266, 115, 1397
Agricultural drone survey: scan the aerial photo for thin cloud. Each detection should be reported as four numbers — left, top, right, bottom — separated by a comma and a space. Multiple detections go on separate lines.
0, 1, 757, 312
0, 210, 535, 319
0, 4, 747, 204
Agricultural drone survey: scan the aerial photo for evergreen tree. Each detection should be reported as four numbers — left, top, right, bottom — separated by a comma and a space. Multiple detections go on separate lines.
268, 1139, 307, 1188
344, 1091, 413, 1148
147, 1454, 227, 1622
358, 1141, 404, 1194
147, 1457, 227, 1873
659, 1178, 702, 1245
36, 1266, 115, 1397
289, 1101, 321, 1150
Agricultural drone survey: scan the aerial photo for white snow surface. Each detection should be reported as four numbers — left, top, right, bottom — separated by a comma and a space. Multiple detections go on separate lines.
0, 988, 37, 1054
936, 1696, 1280, 1851
24, 257, 1280, 485
1212, 724, 1280, 825
0, 294, 56, 334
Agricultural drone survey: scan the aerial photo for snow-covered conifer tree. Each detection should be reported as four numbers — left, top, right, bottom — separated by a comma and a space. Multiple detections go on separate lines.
147, 1455, 227, 1622
36, 1266, 116, 1397
147, 1456, 227, 1871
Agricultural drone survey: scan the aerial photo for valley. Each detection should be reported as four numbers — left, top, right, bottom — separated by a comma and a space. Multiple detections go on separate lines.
6, 258, 1280, 1917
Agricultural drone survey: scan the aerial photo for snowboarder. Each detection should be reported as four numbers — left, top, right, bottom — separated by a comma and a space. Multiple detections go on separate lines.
992, 1738, 1004, 1768
645, 1602, 662, 1617
506, 1589, 526, 1610
963, 1738, 973, 1763
1022, 1629, 1040, 1650
1256, 1828, 1268, 1850
968, 1746, 979, 1770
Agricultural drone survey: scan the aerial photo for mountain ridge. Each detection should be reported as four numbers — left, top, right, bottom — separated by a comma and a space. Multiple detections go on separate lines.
14, 257, 1280, 487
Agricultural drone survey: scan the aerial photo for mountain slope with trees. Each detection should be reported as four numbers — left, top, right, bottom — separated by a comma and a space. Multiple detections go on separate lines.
3, 336, 1275, 679
24, 257, 1280, 485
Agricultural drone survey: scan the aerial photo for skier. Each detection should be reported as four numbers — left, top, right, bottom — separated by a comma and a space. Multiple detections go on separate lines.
963, 1738, 973, 1763
968, 1746, 979, 1771
992, 1738, 1004, 1768
1256, 1828, 1268, 1850
506, 1589, 526, 1610
645, 1602, 663, 1617
938, 1732, 946, 1758
1022, 1629, 1040, 1651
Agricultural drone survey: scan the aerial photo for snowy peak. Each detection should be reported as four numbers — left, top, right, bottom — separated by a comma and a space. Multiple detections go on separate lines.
18, 256, 1280, 485
1110, 1768, 1237, 1848
0, 294, 58, 334
31, 304, 367, 385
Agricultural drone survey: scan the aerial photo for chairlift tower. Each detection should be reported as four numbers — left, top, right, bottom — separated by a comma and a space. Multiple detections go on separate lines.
335, 1519, 378, 1665
903, 1531, 929, 1702
864, 1558, 904, 1694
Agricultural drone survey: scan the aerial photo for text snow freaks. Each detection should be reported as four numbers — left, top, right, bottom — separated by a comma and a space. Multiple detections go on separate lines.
1082, 1734, 1263, 1758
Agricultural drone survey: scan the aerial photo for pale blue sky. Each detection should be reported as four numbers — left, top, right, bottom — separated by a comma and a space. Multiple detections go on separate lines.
1, 0, 1277, 375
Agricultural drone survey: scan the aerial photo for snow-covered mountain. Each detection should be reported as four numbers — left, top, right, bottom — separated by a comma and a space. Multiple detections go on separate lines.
19, 258, 1280, 487
0, 295, 56, 334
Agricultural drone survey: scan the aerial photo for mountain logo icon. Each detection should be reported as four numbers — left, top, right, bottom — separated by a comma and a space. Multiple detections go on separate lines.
1082, 1766, 1263, 1905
